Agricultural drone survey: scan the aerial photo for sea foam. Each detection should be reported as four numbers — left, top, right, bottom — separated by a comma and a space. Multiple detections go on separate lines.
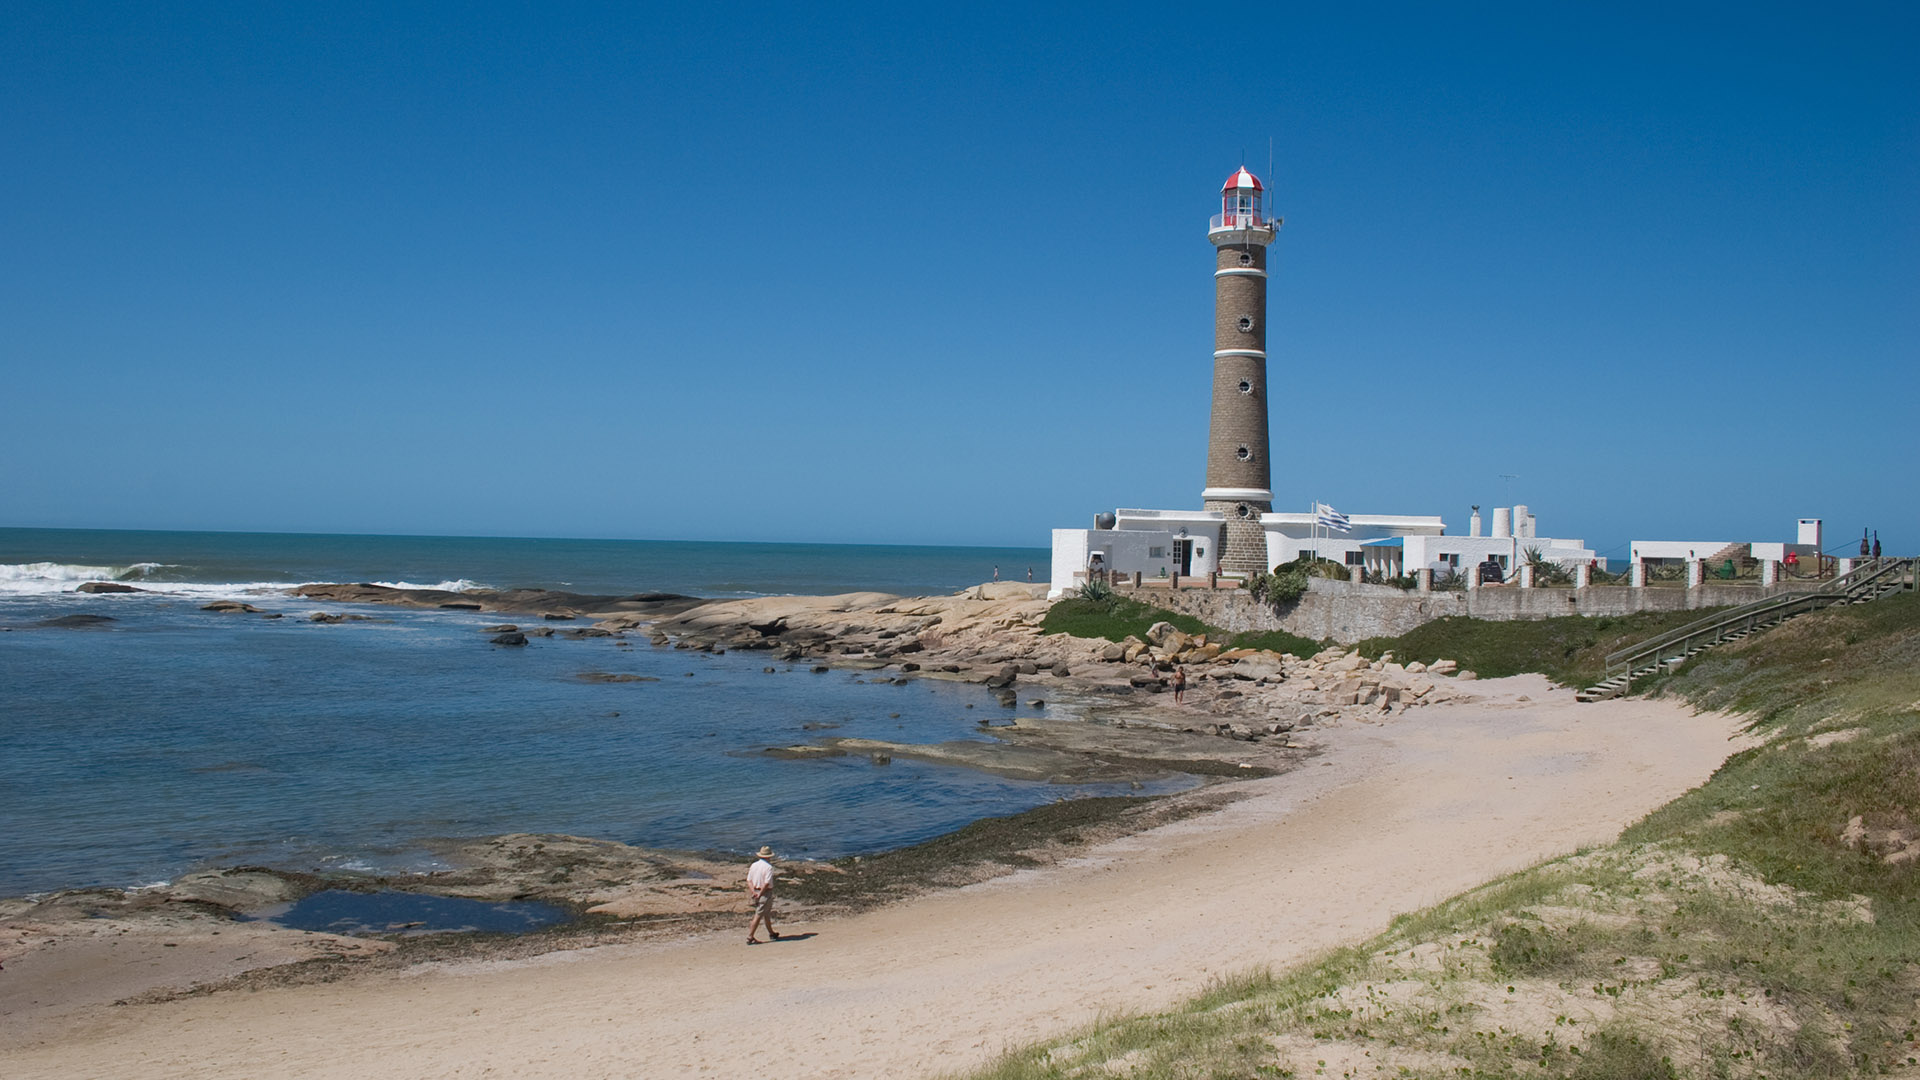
0, 561, 165, 594
0, 561, 298, 599
366, 579, 487, 593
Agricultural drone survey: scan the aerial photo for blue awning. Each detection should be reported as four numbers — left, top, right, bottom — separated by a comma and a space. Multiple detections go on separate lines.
1360, 537, 1403, 548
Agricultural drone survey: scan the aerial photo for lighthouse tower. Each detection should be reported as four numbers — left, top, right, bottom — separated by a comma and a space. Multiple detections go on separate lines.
1203, 167, 1280, 574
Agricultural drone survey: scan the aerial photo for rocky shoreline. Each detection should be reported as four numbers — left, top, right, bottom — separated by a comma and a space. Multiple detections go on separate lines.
3, 580, 1487, 1017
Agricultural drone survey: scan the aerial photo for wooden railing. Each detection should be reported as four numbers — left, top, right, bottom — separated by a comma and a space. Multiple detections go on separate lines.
1595, 558, 1914, 696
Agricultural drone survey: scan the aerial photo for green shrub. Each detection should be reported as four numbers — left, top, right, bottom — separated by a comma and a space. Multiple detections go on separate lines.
1226, 629, 1323, 657
1039, 596, 1208, 643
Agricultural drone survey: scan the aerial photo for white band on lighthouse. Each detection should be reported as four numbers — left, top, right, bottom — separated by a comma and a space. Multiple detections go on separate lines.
1202, 487, 1274, 501
1213, 268, 1266, 278
1213, 348, 1266, 358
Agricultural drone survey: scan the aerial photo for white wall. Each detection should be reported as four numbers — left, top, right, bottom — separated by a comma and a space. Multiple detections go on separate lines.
1049, 529, 1091, 598
1630, 540, 1731, 563
1050, 523, 1214, 598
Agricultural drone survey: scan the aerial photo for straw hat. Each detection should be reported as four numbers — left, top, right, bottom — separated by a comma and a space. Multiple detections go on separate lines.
755, 846, 776, 859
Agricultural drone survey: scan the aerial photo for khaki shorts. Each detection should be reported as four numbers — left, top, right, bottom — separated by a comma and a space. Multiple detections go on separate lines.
752, 890, 775, 918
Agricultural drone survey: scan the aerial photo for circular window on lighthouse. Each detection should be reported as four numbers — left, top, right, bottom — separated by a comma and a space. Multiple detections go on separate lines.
1236, 445, 1252, 461
1236, 504, 1252, 519
1236, 316, 1254, 333
1238, 379, 1253, 395
1238, 252, 1254, 267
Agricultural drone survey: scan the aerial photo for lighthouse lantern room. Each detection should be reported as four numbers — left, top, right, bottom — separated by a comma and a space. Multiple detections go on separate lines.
1210, 166, 1274, 235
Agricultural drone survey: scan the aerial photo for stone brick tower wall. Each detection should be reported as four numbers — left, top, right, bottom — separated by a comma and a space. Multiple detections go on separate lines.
1203, 198, 1277, 574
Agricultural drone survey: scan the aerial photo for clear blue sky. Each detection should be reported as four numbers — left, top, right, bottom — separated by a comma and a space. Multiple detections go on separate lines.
4, 2, 1914, 559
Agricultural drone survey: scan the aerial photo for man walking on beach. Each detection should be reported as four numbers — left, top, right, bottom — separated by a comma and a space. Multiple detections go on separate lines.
746, 846, 779, 945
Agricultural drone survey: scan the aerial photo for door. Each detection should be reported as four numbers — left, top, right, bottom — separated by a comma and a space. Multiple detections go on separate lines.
1176, 540, 1193, 576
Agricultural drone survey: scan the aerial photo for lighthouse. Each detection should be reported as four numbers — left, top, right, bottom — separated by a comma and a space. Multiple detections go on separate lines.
1203, 167, 1280, 574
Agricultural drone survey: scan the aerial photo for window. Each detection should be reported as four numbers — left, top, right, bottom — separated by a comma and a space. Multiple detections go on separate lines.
1345, 551, 1365, 566
1236, 315, 1254, 332
1238, 379, 1253, 395
1238, 252, 1254, 267
1236, 445, 1251, 461
1148, 546, 1166, 558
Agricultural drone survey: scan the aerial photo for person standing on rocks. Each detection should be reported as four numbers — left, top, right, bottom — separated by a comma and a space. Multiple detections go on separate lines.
1172, 666, 1187, 704
746, 846, 780, 945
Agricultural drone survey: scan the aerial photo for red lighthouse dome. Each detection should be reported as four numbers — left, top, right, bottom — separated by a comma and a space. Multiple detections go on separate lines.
1212, 167, 1274, 235
1221, 167, 1263, 193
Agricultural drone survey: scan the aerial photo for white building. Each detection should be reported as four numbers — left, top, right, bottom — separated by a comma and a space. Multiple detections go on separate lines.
1048, 502, 1599, 597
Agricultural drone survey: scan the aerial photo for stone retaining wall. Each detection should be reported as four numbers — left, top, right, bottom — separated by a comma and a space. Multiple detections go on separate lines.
1121, 580, 1800, 644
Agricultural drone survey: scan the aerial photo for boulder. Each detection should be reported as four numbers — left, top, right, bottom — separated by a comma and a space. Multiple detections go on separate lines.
543, 613, 576, 621
165, 869, 300, 910
34, 613, 116, 628
1429, 659, 1459, 675
983, 664, 1018, 689
200, 600, 260, 613
1230, 654, 1286, 681
482, 624, 519, 633
1405, 661, 1427, 674
1015, 661, 1039, 675
1098, 642, 1128, 662
310, 612, 343, 623
1456, 670, 1478, 681
490, 631, 528, 646
1325, 653, 1368, 674
77, 581, 141, 593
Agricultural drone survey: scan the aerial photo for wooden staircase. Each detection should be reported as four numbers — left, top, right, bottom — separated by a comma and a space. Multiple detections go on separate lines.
1577, 557, 1915, 702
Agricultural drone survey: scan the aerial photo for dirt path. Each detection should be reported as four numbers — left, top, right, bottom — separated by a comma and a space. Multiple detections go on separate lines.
0, 676, 1751, 1079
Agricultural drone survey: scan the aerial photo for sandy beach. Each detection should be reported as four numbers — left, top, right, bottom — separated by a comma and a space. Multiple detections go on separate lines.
0, 673, 1749, 1079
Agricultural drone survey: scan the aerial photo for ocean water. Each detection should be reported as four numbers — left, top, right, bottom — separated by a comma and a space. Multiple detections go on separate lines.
0, 528, 1170, 899
0, 528, 1053, 599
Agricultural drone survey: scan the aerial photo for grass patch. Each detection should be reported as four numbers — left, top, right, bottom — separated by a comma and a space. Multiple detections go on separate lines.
1040, 596, 1210, 643
1350, 607, 1733, 688
1042, 596, 1322, 658
1224, 628, 1324, 657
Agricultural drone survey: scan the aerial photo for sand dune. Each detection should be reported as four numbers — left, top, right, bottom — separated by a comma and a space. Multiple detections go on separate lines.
0, 674, 1749, 1079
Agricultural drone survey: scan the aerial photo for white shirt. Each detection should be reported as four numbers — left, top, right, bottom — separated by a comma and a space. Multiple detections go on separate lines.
747, 858, 774, 891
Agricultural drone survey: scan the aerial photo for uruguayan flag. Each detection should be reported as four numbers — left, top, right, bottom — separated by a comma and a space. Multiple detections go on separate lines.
1315, 503, 1351, 533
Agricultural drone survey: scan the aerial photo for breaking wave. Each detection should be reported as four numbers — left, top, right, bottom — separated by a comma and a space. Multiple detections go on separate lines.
366, 579, 487, 593
0, 561, 294, 599
0, 561, 170, 594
